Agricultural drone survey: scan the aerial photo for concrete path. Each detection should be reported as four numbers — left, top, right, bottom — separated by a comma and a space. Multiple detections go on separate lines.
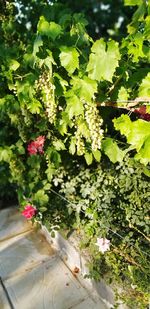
0, 207, 107, 309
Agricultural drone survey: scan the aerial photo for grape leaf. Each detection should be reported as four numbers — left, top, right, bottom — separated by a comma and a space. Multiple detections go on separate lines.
146, 106, 150, 113
77, 118, 90, 139
33, 189, 49, 205
45, 163, 56, 182
124, 0, 142, 5
39, 207, 47, 213
59, 46, 79, 75
65, 94, 84, 119
53, 140, 66, 150
144, 16, 150, 39
16, 140, 25, 155
0, 147, 12, 162
132, 2, 146, 22
70, 76, 97, 102
138, 73, 150, 97
87, 39, 120, 82
33, 35, 43, 56
27, 100, 42, 114
37, 16, 49, 34
102, 138, 125, 163
85, 152, 93, 165
117, 86, 129, 103
92, 150, 101, 162
127, 33, 145, 62
135, 136, 150, 165
113, 114, 150, 151
9, 59, 20, 71
38, 16, 62, 40
57, 112, 72, 135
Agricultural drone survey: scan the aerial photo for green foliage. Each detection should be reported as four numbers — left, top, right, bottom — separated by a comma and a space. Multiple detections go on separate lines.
0, 1, 150, 307
113, 115, 150, 165
51, 156, 150, 308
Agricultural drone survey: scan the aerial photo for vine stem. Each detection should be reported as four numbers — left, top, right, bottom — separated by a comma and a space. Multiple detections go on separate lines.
106, 73, 124, 96
97, 99, 150, 109
129, 224, 150, 243
112, 246, 145, 271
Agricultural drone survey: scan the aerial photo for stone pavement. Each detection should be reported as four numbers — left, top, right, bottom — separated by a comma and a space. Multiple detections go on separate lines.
0, 207, 107, 309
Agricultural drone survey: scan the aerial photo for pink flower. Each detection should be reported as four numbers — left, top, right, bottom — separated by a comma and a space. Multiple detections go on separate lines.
27, 141, 38, 155
96, 237, 110, 253
35, 135, 45, 154
27, 136, 45, 155
22, 205, 37, 219
35, 135, 45, 147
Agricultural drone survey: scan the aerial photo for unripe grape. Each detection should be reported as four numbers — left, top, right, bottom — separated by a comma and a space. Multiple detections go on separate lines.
84, 102, 103, 151
35, 71, 57, 124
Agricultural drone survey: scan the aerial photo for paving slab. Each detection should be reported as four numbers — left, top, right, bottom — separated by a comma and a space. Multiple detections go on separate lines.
0, 207, 31, 242
4, 258, 89, 309
0, 283, 10, 309
0, 207, 108, 309
0, 230, 56, 280
72, 296, 107, 309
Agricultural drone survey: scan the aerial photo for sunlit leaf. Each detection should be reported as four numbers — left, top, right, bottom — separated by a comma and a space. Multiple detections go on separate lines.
59, 46, 79, 75
138, 73, 150, 97
114, 115, 150, 149
71, 76, 97, 102
65, 94, 84, 119
38, 16, 62, 40
9, 59, 20, 71
92, 150, 101, 162
85, 152, 93, 165
124, 0, 142, 5
87, 39, 120, 82
102, 138, 125, 163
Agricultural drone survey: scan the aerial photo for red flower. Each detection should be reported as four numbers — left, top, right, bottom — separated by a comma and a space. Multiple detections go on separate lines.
22, 205, 37, 219
27, 135, 45, 155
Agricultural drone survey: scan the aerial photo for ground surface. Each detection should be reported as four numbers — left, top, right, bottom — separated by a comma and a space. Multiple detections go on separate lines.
0, 207, 107, 309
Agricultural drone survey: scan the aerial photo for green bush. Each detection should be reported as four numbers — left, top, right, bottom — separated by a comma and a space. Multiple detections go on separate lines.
49, 156, 150, 308
0, 2, 150, 307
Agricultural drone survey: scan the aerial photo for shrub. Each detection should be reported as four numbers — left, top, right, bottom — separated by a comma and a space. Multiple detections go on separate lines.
49, 156, 150, 308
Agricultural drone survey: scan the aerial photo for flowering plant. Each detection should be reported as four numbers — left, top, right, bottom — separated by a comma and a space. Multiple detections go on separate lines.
0, 2, 150, 308
22, 205, 37, 219
96, 237, 110, 253
27, 136, 45, 155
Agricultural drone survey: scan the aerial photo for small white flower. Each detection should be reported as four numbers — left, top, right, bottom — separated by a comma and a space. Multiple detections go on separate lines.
96, 237, 110, 253
54, 179, 59, 186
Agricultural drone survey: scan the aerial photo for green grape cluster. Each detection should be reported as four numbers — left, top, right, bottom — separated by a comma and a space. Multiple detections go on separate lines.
84, 102, 103, 151
75, 128, 85, 156
35, 71, 57, 124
